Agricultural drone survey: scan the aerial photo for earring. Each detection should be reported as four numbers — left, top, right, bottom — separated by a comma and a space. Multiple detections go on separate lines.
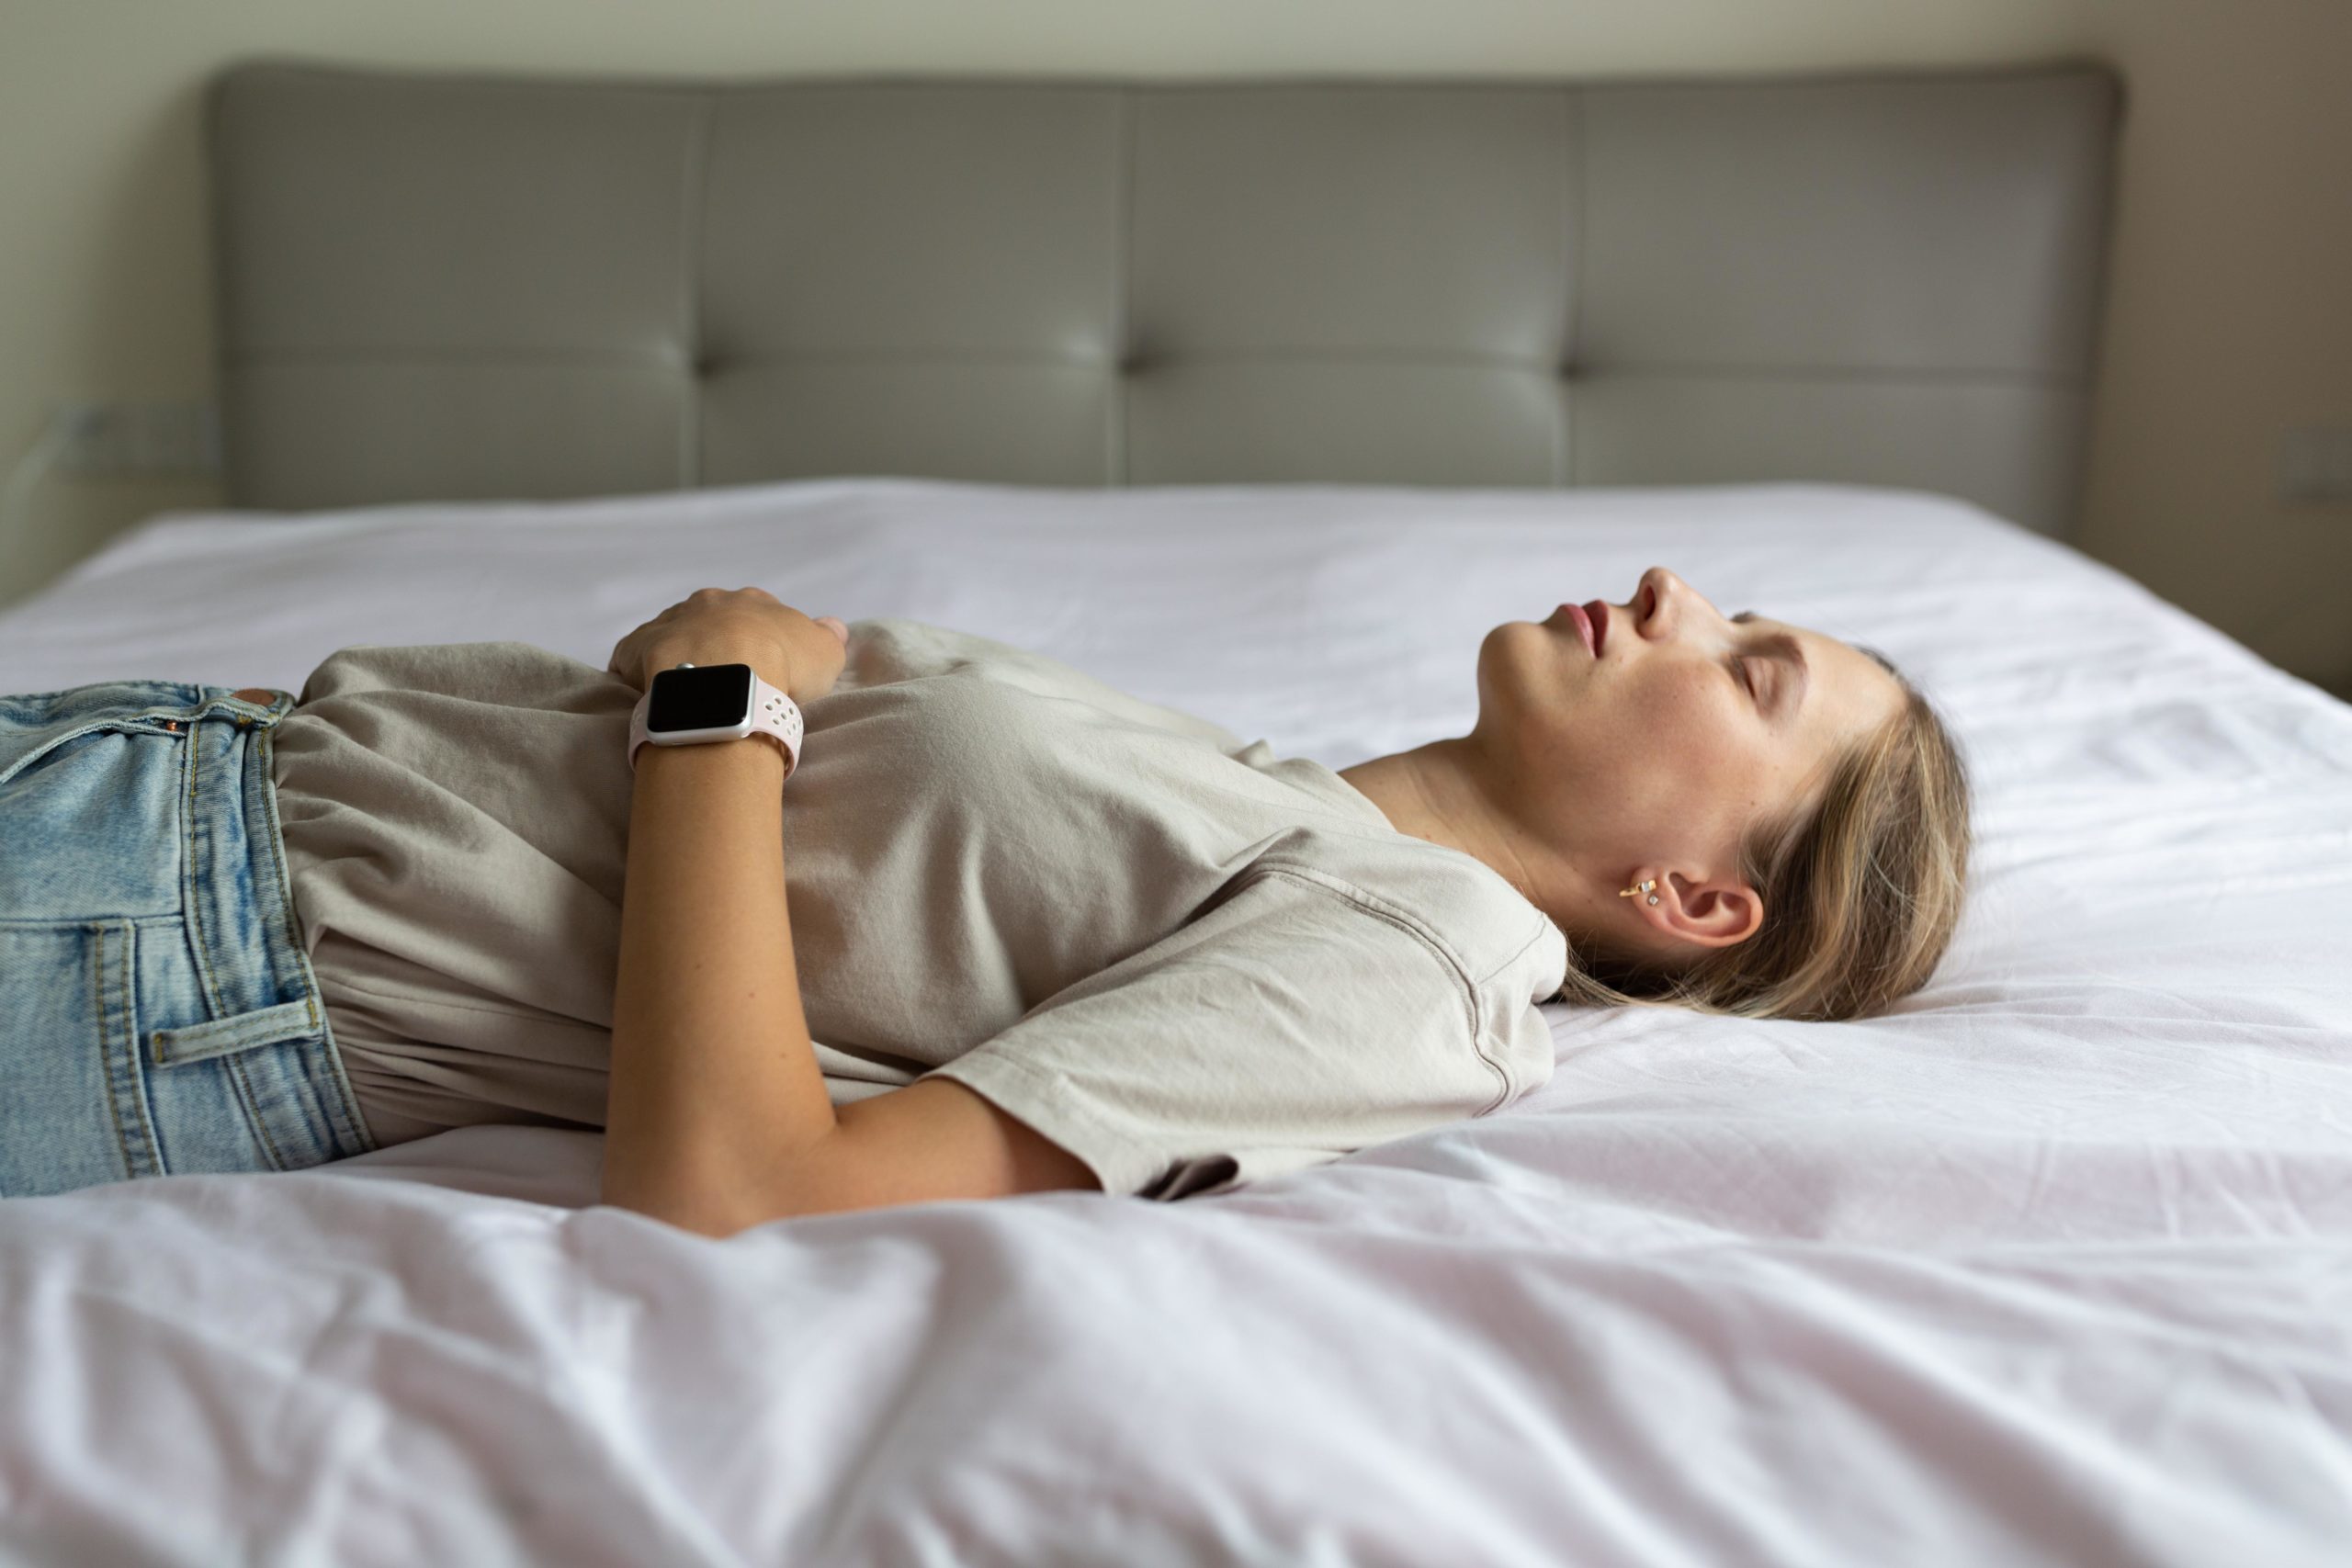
1619, 878, 1660, 907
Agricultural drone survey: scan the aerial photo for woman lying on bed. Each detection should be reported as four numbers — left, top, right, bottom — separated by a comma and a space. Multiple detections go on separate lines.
0, 568, 1969, 1230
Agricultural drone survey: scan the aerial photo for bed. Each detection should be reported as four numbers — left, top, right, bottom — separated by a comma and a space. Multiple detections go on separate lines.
3, 59, 2348, 1568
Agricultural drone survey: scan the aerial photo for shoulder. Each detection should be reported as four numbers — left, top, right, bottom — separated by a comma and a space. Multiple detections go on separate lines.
1252, 829, 1559, 990
1247, 832, 1568, 1101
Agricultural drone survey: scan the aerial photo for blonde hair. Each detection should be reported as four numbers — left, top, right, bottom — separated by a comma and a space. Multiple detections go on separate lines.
1555, 648, 1972, 1022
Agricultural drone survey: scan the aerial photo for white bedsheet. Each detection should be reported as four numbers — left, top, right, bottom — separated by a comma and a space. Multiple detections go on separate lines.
2, 479, 2347, 1566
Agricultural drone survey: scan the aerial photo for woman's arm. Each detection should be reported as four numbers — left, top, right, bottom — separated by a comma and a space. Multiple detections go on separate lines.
596, 590, 847, 1235
600, 698, 840, 1235
594, 591, 1097, 1234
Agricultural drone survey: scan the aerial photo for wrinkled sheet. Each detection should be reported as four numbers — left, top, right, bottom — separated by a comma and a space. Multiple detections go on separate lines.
1, 479, 2347, 1567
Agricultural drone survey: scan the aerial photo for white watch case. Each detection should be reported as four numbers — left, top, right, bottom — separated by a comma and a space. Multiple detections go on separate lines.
628, 660, 804, 774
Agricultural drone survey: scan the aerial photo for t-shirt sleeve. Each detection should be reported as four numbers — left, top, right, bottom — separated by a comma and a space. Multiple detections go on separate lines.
917, 865, 1519, 1201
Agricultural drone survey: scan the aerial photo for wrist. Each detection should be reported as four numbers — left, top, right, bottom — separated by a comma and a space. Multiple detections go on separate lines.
629, 655, 805, 779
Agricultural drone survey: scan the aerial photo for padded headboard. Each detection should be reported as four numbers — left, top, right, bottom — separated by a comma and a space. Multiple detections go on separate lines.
207, 60, 2120, 537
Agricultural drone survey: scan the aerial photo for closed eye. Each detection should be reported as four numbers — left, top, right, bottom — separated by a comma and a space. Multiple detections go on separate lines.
1731, 611, 1778, 715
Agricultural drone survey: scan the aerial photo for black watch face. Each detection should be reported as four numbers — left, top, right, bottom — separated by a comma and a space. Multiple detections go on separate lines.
646, 662, 753, 734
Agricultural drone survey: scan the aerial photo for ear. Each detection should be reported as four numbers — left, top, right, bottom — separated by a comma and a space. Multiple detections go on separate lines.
1631, 868, 1763, 949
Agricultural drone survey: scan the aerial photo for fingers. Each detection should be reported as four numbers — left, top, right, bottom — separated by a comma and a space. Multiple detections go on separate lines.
606, 591, 842, 693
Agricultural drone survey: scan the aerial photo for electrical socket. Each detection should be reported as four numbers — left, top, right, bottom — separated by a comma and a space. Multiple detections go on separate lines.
2277, 425, 2352, 504
51, 400, 221, 477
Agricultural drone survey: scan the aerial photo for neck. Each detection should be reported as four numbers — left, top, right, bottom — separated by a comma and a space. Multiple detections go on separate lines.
1338, 738, 1560, 919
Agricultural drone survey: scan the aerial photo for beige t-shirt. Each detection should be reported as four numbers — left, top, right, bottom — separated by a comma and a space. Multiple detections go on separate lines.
269, 619, 1568, 1201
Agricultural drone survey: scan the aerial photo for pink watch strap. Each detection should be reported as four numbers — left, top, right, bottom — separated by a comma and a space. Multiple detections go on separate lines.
628, 664, 805, 777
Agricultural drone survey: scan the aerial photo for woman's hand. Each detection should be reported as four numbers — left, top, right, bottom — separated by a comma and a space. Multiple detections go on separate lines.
607, 586, 850, 705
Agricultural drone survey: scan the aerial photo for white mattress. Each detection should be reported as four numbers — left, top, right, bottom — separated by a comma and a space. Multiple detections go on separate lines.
2, 479, 2347, 1566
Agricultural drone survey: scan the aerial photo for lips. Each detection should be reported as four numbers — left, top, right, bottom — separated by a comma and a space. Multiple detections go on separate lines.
1559, 602, 1597, 657
1582, 600, 1609, 655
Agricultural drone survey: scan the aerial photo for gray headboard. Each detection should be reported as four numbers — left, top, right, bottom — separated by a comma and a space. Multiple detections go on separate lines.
207, 60, 2120, 537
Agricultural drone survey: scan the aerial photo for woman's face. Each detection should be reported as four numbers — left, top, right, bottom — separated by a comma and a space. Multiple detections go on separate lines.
1473, 565, 1907, 947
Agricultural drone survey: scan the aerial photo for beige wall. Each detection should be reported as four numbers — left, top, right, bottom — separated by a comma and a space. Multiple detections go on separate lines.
2, 1, 2346, 692
2071, 0, 2352, 690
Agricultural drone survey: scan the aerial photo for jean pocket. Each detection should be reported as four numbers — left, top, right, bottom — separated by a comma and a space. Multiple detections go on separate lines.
0, 916, 340, 1197
0, 717, 187, 920
0, 918, 157, 1196
0, 709, 190, 793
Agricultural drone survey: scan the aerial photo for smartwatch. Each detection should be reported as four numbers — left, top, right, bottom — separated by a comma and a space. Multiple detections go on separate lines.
628, 661, 804, 777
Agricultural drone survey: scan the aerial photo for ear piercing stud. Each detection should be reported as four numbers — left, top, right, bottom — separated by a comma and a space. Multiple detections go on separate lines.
1619, 878, 1659, 906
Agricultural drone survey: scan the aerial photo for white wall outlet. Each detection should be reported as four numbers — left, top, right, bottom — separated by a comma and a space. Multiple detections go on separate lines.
2277, 424, 2352, 504
51, 400, 222, 477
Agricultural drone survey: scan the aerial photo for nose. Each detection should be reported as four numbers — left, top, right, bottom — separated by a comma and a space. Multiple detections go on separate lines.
1629, 566, 1714, 640
1629, 566, 1676, 634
